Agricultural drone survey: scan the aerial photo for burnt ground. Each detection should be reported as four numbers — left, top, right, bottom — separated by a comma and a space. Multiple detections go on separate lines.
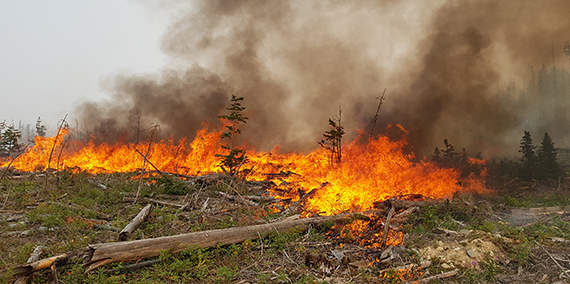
0, 170, 570, 283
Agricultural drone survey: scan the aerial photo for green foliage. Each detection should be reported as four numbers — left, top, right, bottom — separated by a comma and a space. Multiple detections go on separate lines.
537, 132, 562, 179
0, 123, 22, 156
217, 94, 248, 176
215, 266, 237, 283
510, 243, 532, 265
463, 254, 501, 283
478, 221, 496, 233
519, 131, 537, 180
35, 117, 47, 137
518, 131, 562, 180
149, 175, 190, 195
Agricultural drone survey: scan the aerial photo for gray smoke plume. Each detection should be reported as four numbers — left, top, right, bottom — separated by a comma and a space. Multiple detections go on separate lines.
75, 0, 570, 157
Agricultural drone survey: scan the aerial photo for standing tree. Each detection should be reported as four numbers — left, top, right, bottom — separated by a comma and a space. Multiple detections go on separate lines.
318, 107, 345, 166
519, 131, 537, 180
217, 95, 248, 176
0, 124, 22, 157
537, 132, 562, 180
35, 117, 47, 137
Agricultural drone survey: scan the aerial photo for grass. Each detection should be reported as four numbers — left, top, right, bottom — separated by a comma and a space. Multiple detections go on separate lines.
1, 170, 570, 283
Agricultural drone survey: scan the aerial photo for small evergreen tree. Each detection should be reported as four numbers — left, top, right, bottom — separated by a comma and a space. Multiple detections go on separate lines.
318, 108, 345, 166
537, 132, 561, 180
0, 124, 22, 157
35, 117, 47, 137
519, 131, 537, 180
217, 95, 248, 176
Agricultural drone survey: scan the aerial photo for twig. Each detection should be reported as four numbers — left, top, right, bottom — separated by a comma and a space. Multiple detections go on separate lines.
535, 240, 570, 279
104, 258, 161, 274
133, 125, 159, 204
133, 147, 165, 176
370, 88, 386, 137
45, 114, 67, 191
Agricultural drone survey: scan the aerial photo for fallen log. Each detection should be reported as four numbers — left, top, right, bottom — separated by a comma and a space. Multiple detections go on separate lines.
14, 245, 46, 284
119, 204, 153, 241
84, 214, 341, 272
12, 253, 71, 279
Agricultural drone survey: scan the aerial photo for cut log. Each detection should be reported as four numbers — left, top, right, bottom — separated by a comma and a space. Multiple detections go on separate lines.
84, 214, 341, 272
119, 204, 153, 241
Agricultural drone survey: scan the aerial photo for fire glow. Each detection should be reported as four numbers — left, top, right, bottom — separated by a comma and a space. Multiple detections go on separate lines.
1, 124, 487, 218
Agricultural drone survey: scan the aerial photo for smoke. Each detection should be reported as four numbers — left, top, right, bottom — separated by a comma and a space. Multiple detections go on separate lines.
75, 0, 570, 157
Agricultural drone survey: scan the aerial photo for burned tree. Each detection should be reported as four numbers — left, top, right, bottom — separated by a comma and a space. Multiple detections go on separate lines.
217, 95, 248, 175
370, 88, 386, 137
319, 107, 345, 166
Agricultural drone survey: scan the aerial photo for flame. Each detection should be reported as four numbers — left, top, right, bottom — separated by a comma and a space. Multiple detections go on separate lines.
1, 124, 486, 216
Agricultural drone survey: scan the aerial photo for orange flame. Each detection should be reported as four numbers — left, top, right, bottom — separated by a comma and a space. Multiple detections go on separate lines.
1, 124, 487, 217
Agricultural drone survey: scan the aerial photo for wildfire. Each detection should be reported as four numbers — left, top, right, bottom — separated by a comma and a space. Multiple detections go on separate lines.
1, 124, 487, 218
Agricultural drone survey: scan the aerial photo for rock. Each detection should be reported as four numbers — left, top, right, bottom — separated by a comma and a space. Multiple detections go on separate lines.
466, 249, 477, 258
441, 263, 451, 269
459, 229, 472, 235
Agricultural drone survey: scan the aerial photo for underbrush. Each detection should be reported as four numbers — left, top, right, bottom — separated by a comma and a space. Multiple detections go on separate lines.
1, 171, 570, 283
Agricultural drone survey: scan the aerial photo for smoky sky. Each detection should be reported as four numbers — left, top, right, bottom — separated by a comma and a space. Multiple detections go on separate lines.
76, 0, 570, 157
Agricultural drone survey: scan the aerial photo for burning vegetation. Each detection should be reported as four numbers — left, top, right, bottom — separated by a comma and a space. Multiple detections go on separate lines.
2, 0, 570, 282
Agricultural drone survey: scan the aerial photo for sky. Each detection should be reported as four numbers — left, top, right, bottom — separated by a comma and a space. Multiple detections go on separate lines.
1, 0, 569, 157
0, 0, 168, 133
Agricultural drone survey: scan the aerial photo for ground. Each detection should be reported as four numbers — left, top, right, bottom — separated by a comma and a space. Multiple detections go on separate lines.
1, 169, 570, 283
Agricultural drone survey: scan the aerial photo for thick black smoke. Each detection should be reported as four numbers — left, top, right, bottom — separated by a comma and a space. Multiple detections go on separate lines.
75, 0, 570, 157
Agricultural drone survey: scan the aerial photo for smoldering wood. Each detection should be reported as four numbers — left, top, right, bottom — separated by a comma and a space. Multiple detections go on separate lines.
282, 183, 330, 215
378, 260, 432, 275
119, 204, 153, 241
